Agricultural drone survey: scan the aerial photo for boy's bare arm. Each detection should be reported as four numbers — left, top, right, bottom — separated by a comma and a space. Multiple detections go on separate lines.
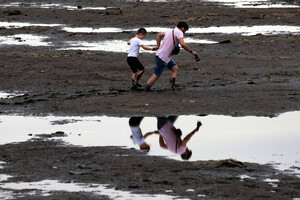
141, 44, 155, 51
144, 130, 159, 138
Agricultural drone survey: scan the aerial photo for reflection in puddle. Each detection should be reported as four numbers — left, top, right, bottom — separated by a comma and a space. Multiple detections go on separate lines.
264, 178, 280, 188
136, 0, 299, 8
203, 0, 299, 8
0, 0, 297, 9
0, 112, 299, 176
126, 0, 299, 7
0, 2, 111, 10
59, 38, 217, 52
0, 34, 51, 46
0, 161, 6, 170
239, 174, 255, 181
1, 21, 299, 36
61, 27, 124, 33
189, 25, 300, 36
61, 25, 300, 36
0, 92, 24, 99
139, 26, 300, 36
0, 180, 185, 200
0, 22, 62, 29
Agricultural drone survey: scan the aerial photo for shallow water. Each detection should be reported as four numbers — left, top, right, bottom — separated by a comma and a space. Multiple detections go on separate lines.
121, 0, 299, 8
0, 2, 111, 10
0, 34, 51, 46
59, 38, 217, 52
202, 0, 299, 8
0, 22, 63, 29
2, 22, 299, 36
0, 179, 187, 200
0, 0, 298, 9
0, 92, 24, 99
62, 25, 300, 36
1, 23, 299, 51
0, 112, 299, 176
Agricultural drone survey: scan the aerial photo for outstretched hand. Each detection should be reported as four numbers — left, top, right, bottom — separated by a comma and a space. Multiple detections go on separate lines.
196, 121, 202, 130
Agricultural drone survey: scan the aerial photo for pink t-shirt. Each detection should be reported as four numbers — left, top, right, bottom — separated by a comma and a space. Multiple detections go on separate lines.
156, 27, 184, 63
159, 121, 187, 155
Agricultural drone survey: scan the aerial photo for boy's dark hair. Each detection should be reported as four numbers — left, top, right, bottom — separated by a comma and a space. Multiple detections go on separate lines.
137, 28, 147, 35
177, 21, 189, 30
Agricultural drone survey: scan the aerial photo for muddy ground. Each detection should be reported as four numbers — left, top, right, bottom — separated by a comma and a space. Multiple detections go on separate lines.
0, 0, 300, 199
0, 0, 299, 117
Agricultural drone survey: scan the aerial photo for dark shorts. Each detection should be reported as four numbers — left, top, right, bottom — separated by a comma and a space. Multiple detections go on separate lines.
129, 117, 144, 126
127, 57, 144, 73
154, 56, 177, 76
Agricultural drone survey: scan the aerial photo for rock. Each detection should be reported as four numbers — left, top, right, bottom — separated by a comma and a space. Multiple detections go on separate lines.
216, 159, 246, 168
3, 10, 21, 16
219, 40, 231, 44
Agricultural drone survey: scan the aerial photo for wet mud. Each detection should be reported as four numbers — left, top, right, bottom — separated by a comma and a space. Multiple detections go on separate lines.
1, 138, 300, 199
0, 0, 300, 199
0, 0, 299, 117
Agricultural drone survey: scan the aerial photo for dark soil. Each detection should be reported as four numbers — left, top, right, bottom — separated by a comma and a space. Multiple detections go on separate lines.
0, 0, 299, 199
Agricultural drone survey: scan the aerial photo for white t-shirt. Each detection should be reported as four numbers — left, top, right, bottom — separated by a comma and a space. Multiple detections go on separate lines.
130, 126, 145, 145
128, 37, 143, 57
156, 27, 184, 63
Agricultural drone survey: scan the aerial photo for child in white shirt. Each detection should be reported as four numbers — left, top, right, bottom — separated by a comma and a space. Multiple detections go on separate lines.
127, 28, 157, 90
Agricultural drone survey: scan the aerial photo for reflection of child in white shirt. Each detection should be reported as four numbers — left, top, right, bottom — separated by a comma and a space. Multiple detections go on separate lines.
130, 126, 145, 145
129, 117, 158, 152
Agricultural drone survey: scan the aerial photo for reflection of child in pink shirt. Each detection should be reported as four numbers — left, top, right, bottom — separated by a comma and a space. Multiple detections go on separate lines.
159, 121, 186, 154
157, 116, 202, 160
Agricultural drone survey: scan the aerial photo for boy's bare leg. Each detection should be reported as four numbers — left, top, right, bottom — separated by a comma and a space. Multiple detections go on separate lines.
136, 70, 144, 87
137, 70, 144, 81
132, 72, 138, 86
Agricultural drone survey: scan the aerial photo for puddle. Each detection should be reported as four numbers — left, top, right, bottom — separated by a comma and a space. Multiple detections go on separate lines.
263, 178, 280, 187
0, 2, 111, 10
0, 179, 187, 200
0, 0, 297, 9
188, 25, 300, 36
0, 22, 63, 29
203, 0, 299, 8
1, 21, 299, 36
0, 34, 51, 46
138, 0, 299, 8
59, 38, 217, 52
0, 174, 11, 182
0, 92, 24, 99
239, 174, 255, 181
0, 161, 6, 170
0, 112, 299, 177
61, 25, 300, 36
61, 27, 124, 33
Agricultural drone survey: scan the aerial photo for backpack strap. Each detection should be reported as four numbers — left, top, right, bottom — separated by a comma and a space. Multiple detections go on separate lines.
172, 29, 176, 48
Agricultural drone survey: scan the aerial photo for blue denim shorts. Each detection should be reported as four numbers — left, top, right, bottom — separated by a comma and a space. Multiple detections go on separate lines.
157, 116, 178, 130
154, 56, 177, 76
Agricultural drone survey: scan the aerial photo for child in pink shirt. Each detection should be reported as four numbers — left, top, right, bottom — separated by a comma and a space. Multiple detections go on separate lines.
145, 22, 198, 91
